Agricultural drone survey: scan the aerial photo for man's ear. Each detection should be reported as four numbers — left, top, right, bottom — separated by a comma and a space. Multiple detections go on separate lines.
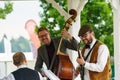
24, 58, 27, 65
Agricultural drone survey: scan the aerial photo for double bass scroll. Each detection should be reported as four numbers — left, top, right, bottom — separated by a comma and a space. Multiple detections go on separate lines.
63, 9, 77, 31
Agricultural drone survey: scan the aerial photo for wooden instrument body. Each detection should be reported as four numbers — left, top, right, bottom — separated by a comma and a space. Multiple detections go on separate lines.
51, 9, 77, 80
56, 54, 75, 80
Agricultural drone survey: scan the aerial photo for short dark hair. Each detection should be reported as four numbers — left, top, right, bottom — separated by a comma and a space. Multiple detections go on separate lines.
78, 25, 93, 36
37, 27, 49, 34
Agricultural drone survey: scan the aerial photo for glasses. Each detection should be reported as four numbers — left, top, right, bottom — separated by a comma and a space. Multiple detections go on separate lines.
38, 33, 48, 39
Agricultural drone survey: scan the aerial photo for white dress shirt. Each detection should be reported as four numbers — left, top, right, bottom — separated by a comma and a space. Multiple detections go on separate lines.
84, 38, 109, 80
2, 65, 43, 80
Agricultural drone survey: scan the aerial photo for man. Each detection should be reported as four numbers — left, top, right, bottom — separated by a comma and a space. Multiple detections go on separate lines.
76, 25, 111, 80
34, 27, 78, 77
2, 52, 43, 80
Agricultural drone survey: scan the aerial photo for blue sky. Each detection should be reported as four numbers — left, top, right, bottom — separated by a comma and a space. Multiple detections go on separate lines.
0, 1, 42, 40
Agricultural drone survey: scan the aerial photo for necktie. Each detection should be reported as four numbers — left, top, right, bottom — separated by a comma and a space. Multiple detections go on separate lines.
85, 44, 90, 49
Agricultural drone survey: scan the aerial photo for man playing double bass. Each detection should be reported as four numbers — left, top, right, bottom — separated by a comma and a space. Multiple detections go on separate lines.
34, 27, 78, 79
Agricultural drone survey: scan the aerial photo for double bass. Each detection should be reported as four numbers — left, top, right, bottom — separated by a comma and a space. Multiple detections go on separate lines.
51, 9, 77, 80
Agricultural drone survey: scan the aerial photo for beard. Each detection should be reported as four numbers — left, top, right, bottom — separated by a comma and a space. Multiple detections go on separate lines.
87, 37, 93, 44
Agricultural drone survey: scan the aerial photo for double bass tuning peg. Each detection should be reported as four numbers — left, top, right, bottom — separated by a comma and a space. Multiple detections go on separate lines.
63, 9, 77, 30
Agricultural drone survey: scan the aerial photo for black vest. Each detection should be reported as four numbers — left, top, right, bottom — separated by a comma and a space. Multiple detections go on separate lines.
12, 68, 40, 80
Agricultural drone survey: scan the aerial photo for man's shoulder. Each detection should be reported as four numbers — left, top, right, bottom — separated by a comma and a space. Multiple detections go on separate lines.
13, 68, 38, 74
52, 37, 61, 40
12, 68, 40, 80
51, 37, 61, 43
38, 44, 45, 50
97, 40, 105, 45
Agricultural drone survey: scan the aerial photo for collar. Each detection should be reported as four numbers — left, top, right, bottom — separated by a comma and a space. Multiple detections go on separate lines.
89, 38, 97, 49
18, 64, 27, 69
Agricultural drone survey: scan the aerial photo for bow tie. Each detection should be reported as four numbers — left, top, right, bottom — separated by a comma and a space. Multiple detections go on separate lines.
85, 44, 90, 49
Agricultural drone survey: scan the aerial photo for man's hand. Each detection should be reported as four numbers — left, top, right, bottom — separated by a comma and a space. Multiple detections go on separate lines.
41, 72, 47, 77
74, 67, 80, 77
76, 57, 86, 66
61, 29, 73, 40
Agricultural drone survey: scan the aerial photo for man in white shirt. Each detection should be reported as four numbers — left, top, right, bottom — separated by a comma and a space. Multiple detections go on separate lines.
2, 52, 43, 80
75, 25, 111, 80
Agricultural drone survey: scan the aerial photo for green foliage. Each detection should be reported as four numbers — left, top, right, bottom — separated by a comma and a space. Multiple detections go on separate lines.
81, 1, 113, 55
99, 35, 113, 56
0, 1, 13, 19
39, 0, 113, 56
39, 0, 67, 37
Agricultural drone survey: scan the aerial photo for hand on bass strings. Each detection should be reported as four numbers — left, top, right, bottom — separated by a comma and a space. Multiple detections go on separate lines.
61, 29, 73, 40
